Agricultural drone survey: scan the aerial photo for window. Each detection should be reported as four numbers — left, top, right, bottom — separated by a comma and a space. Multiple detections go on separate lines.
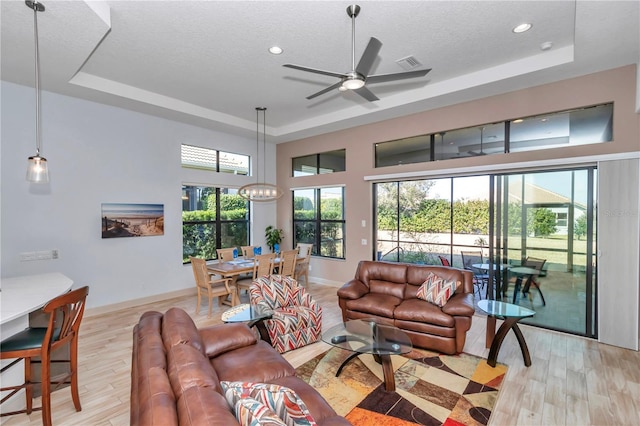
374, 103, 613, 167
181, 144, 249, 175
293, 187, 345, 258
292, 149, 346, 176
182, 185, 250, 263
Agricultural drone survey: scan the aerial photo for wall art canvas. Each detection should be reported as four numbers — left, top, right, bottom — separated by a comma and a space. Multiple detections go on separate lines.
101, 203, 164, 238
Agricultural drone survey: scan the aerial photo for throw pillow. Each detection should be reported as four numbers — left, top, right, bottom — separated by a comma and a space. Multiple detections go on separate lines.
235, 397, 287, 426
254, 247, 262, 256
416, 272, 459, 307
221, 381, 317, 426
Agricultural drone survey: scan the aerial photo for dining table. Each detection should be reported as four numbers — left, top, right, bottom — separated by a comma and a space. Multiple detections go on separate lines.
206, 254, 305, 285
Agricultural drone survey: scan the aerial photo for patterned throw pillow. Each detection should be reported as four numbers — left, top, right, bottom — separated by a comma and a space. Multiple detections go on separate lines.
221, 381, 317, 426
235, 398, 287, 426
416, 272, 459, 307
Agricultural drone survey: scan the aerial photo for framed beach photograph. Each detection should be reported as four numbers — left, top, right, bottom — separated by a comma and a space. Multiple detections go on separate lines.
101, 203, 164, 238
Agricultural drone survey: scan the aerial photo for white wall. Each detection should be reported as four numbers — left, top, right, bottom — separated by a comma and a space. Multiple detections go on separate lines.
1, 81, 276, 310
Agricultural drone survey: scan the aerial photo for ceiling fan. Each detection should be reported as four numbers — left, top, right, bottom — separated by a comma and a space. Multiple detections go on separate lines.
283, 4, 431, 102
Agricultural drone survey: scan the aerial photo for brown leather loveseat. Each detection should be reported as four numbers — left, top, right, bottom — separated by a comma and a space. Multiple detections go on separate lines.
337, 261, 474, 354
130, 307, 350, 425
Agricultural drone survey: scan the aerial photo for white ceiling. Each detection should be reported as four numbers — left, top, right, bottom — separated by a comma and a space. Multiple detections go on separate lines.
1, 0, 638, 143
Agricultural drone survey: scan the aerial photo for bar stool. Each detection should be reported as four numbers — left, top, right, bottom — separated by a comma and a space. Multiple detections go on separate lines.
0, 286, 89, 426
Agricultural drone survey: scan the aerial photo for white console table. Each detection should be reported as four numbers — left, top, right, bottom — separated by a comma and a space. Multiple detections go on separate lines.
0, 272, 74, 415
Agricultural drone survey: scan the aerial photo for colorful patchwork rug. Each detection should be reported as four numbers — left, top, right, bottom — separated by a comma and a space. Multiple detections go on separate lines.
295, 347, 507, 426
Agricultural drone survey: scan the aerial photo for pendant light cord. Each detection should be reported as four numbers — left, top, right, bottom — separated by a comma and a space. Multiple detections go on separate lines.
33, 1, 42, 156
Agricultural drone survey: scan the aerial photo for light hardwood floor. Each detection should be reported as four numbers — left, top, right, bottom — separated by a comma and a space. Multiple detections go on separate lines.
2, 282, 639, 425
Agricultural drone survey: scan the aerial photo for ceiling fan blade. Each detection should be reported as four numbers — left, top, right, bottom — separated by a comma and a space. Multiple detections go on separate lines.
355, 37, 382, 76
353, 86, 380, 102
366, 68, 432, 84
283, 64, 347, 79
306, 81, 344, 100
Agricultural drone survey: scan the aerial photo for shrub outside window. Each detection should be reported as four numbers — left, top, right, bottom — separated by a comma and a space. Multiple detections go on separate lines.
293, 187, 345, 258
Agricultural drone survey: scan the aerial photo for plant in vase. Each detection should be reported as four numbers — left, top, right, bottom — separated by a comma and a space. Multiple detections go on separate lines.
265, 226, 284, 253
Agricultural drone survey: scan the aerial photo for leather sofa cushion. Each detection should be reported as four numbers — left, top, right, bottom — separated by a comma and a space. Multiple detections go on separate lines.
394, 319, 457, 338
212, 340, 296, 383
177, 386, 238, 426
162, 308, 205, 355
136, 311, 167, 371
200, 323, 256, 358
168, 344, 222, 399
407, 265, 469, 294
358, 261, 407, 286
136, 366, 178, 426
393, 299, 455, 327
345, 293, 402, 318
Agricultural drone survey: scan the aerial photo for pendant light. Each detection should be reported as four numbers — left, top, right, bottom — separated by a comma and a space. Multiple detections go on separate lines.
25, 0, 49, 183
239, 107, 283, 202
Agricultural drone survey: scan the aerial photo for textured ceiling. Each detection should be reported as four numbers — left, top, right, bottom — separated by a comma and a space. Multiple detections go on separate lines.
1, 1, 638, 143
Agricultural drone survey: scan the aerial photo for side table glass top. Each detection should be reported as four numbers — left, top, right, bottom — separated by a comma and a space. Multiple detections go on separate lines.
322, 319, 412, 356
221, 303, 272, 323
477, 299, 535, 318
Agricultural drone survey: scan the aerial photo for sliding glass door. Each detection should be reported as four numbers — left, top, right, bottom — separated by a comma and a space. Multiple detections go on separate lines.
490, 168, 597, 337
374, 166, 598, 337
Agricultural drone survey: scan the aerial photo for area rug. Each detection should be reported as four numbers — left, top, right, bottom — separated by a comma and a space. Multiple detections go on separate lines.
295, 347, 507, 426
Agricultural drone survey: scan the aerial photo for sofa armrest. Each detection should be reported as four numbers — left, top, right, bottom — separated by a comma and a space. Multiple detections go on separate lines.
337, 279, 369, 299
199, 323, 257, 358
441, 292, 475, 317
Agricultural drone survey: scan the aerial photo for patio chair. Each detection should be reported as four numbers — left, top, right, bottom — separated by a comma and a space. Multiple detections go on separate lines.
460, 250, 489, 299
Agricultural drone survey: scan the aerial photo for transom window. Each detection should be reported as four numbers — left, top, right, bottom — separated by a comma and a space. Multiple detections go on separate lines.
293, 149, 346, 177
181, 144, 249, 175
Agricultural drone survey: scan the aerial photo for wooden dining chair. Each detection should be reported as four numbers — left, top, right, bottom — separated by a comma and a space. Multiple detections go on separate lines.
190, 257, 238, 317
240, 246, 256, 258
278, 249, 299, 277
294, 243, 313, 286
237, 253, 276, 294
0, 286, 89, 426
216, 248, 236, 262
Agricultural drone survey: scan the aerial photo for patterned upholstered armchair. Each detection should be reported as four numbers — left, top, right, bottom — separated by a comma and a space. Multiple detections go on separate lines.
249, 275, 322, 353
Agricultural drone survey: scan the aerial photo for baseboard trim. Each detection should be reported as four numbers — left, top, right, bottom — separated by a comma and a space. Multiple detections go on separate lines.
84, 287, 196, 318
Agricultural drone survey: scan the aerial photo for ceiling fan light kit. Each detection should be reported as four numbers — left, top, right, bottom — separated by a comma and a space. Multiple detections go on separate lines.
283, 4, 431, 102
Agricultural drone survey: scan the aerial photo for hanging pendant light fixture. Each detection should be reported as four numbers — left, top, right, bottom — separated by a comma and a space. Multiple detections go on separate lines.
25, 0, 49, 183
239, 107, 283, 202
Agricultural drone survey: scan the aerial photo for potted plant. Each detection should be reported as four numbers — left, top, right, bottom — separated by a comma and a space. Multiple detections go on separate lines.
265, 225, 284, 253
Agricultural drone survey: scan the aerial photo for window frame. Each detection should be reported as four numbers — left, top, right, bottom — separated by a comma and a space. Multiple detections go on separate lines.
182, 185, 250, 263
292, 187, 346, 259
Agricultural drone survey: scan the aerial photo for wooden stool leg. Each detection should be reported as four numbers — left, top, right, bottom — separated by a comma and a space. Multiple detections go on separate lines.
25, 357, 33, 414
70, 339, 81, 411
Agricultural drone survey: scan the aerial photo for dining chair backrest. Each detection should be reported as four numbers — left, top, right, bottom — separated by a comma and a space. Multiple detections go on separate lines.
253, 253, 277, 278
438, 255, 451, 266
278, 249, 299, 277
216, 248, 236, 262
296, 243, 313, 259
460, 250, 483, 271
190, 257, 210, 290
523, 257, 546, 274
42, 286, 89, 354
241, 245, 256, 258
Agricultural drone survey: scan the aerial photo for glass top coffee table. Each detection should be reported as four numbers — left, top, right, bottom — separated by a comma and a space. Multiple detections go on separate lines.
222, 303, 273, 344
477, 300, 535, 367
322, 319, 412, 392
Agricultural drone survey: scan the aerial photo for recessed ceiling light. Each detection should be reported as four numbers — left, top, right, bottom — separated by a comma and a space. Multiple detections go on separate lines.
268, 46, 283, 55
513, 119, 524, 123
512, 23, 532, 33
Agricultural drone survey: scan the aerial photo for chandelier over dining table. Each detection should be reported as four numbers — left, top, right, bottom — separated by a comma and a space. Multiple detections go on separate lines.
239, 107, 284, 202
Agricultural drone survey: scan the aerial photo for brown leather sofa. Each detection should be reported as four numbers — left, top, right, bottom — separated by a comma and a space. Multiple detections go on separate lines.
130, 307, 350, 426
337, 261, 475, 355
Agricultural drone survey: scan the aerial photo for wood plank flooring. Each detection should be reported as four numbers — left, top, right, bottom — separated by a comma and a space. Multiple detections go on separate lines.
2, 282, 639, 425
